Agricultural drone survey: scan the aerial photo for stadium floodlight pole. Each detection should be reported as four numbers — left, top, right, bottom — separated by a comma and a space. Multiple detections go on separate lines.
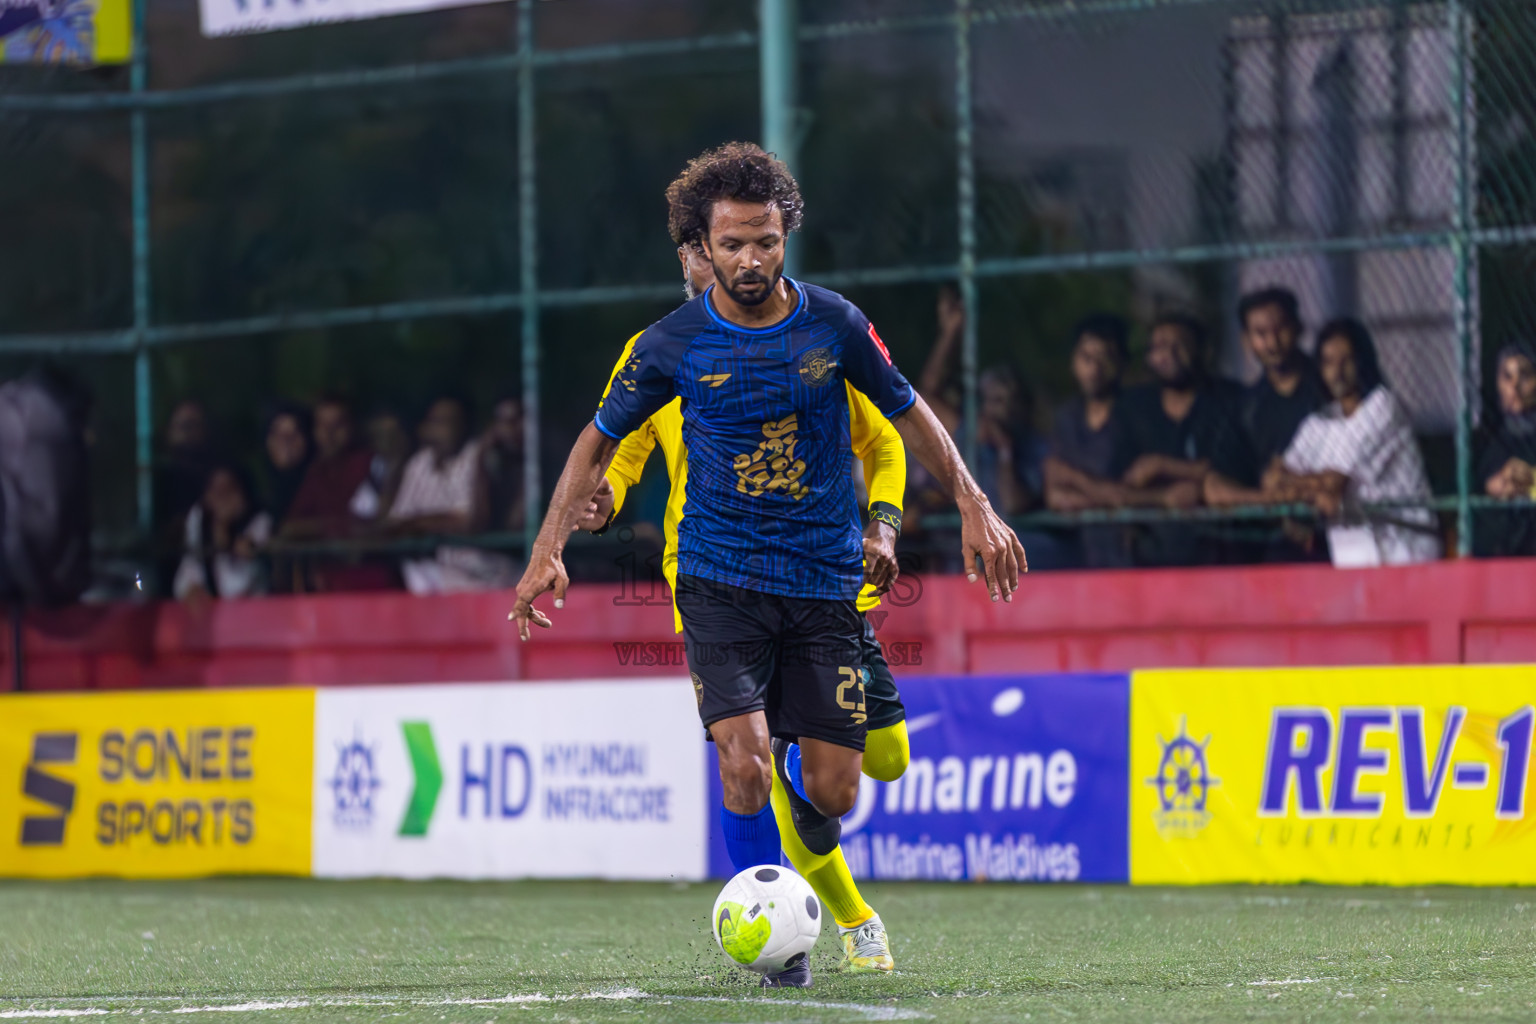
518, 0, 542, 560
1448, 0, 1476, 558
955, 0, 979, 471
759, 0, 799, 279
130, 0, 154, 543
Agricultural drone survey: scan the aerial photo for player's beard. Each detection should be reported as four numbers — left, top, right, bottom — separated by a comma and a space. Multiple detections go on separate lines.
714, 263, 780, 307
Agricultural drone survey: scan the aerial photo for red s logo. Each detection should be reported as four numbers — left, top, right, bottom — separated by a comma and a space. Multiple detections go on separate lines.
867, 323, 892, 365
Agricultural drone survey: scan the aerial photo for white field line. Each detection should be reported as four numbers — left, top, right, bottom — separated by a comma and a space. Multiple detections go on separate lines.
1247, 978, 1337, 987
0, 990, 930, 1021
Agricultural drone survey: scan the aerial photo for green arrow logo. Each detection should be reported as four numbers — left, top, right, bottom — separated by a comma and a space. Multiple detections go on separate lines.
398, 721, 442, 837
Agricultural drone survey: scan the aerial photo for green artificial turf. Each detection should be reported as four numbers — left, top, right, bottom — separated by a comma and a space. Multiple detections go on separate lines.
1, 879, 1532, 1023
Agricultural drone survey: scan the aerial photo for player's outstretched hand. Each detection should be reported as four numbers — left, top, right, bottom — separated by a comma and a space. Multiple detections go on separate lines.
862, 519, 900, 595
508, 546, 569, 641
959, 496, 1027, 603
571, 476, 616, 533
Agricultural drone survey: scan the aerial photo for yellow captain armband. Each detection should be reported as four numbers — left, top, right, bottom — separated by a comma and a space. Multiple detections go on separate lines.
868, 501, 902, 536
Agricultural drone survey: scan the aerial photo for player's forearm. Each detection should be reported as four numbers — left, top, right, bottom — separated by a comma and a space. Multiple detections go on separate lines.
532, 422, 620, 555
892, 395, 988, 510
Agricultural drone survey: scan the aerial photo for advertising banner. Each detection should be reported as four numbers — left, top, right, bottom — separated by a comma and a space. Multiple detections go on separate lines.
1131, 666, 1536, 884
708, 674, 1130, 882
312, 680, 707, 880
199, 0, 502, 39
0, 0, 130, 64
0, 689, 313, 878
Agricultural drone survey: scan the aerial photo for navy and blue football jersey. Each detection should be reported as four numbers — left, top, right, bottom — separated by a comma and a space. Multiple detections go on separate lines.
594, 280, 916, 601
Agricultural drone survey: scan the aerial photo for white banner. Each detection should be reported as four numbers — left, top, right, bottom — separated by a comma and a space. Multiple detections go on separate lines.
199, 0, 504, 38
312, 681, 706, 881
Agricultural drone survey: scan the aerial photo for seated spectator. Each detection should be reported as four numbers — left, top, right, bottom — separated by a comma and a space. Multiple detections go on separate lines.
157, 398, 216, 527
281, 395, 397, 592
1121, 313, 1255, 565
1044, 314, 1136, 567
480, 395, 527, 534
1475, 342, 1536, 557
261, 401, 312, 528
916, 289, 1045, 514
1236, 287, 1329, 467
1205, 286, 1330, 559
903, 285, 969, 570
155, 399, 218, 594
1272, 318, 1441, 567
358, 406, 411, 519
388, 396, 514, 594
173, 463, 271, 601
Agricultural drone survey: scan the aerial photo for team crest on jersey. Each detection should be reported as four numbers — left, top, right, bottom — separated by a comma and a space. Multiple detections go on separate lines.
798, 348, 836, 387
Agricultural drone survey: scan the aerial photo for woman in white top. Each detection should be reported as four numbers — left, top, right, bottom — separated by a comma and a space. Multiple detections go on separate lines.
174, 464, 273, 600
1273, 317, 1442, 568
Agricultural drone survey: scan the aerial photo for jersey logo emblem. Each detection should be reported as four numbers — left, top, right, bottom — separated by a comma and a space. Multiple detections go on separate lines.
798, 348, 836, 387
868, 323, 893, 365
699, 373, 731, 388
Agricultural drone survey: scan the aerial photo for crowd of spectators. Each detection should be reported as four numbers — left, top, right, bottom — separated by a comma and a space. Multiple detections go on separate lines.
910, 285, 1535, 571
153, 285, 1536, 602
156, 392, 526, 601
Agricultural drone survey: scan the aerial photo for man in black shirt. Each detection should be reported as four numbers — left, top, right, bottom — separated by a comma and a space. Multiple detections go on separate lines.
1121, 312, 1254, 565
1204, 287, 1330, 561
1044, 314, 1137, 567
1237, 287, 1328, 469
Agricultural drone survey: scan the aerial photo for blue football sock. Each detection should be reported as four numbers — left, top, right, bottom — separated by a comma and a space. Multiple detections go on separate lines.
785, 742, 809, 803
720, 803, 781, 874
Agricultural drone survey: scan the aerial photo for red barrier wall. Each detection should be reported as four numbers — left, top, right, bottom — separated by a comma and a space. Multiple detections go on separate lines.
2, 560, 1534, 692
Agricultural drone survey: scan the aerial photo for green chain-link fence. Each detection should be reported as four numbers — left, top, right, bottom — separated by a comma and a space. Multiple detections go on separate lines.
2, 0, 1533, 582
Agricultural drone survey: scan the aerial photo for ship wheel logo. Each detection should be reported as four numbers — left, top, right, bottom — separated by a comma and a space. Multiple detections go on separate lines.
1147, 717, 1219, 839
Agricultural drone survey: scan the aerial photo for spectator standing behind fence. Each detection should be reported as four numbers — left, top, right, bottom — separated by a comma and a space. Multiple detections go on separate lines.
173, 463, 271, 601
1121, 313, 1255, 565
280, 395, 397, 592
1476, 342, 1536, 557
480, 395, 527, 534
1043, 314, 1136, 568
1270, 318, 1441, 567
387, 396, 515, 594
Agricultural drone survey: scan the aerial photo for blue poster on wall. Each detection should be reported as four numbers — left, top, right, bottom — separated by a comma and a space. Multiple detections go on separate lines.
707, 673, 1129, 882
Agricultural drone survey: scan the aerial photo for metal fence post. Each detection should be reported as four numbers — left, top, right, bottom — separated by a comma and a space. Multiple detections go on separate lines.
518, 0, 541, 558
760, 0, 799, 278
130, 0, 153, 540
1449, 0, 1476, 557
955, 0, 978, 471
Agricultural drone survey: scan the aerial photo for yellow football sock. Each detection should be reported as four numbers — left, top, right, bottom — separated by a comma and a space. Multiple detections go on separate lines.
862, 720, 909, 782
769, 771, 874, 930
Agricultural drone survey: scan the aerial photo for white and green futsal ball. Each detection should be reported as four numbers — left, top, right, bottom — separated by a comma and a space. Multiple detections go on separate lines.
710, 865, 822, 974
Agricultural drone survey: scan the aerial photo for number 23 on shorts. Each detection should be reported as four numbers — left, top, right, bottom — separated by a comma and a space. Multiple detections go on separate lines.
836, 666, 867, 725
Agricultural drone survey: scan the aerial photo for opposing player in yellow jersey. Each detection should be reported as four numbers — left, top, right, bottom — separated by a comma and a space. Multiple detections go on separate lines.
574, 242, 909, 979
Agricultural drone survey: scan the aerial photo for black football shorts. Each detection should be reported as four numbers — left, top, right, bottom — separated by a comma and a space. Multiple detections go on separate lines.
676, 573, 867, 751
859, 611, 906, 733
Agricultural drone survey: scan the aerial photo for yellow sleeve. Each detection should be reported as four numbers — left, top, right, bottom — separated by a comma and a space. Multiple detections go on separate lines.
601, 332, 654, 514
607, 421, 656, 515
847, 383, 906, 513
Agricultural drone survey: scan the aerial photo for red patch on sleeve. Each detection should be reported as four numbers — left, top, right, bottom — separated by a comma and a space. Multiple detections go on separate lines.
868, 323, 892, 365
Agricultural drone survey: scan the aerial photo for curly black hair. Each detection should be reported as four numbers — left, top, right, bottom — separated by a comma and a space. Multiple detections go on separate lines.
665, 142, 804, 246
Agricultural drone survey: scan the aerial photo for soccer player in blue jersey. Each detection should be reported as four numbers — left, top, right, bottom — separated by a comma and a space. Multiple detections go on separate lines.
511, 142, 1027, 984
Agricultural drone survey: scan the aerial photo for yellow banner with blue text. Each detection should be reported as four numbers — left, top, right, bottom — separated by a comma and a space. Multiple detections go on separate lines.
0, 0, 131, 64
1131, 666, 1536, 884
0, 689, 313, 878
